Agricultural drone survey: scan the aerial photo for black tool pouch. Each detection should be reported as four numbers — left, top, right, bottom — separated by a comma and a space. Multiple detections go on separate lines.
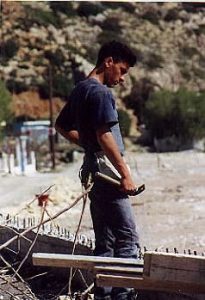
79, 154, 96, 188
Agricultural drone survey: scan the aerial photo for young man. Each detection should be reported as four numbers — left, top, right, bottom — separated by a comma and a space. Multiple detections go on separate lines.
55, 41, 140, 300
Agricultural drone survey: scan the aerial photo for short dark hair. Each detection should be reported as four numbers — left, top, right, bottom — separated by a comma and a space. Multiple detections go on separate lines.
96, 40, 137, 67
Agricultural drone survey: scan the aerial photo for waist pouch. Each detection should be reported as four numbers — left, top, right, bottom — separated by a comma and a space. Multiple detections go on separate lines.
80, 152, 131, 186
95, 152, 121, 181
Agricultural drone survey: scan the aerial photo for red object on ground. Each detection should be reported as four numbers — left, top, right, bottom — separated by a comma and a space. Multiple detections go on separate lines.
36, 194, 49, 207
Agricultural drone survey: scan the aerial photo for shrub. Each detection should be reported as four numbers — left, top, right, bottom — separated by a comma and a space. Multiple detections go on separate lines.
98, 30, 123, 46
33, 57, 44, 67
118, 109, 131, 137
182, 3, 205, 13
181, 47, 199, 58
0, 39, 19, 63
144, 88, 205, 143
39, 73, 74, 100
0, 80, 13, 139
199, 24, 205, 34
6, 79, 28, 94
180, 66, 192, 80
77, 2, 105, 18
24, 6, 60, 27
53, 74, 74, 99
98, 17, 123, 45
124, 78, 154, 125
44, 50, 65, 68
49, 1, 77, 17
145, 52, 164, 69
164, 9, 179, 22
192, 66, 205, 79
101, 16, 122, 32
141, 10, 160, 25
103, 2, 134, 13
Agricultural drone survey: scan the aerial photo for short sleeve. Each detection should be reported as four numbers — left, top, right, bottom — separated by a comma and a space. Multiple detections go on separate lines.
88, 90, 118, 130
55, 101, 76, 131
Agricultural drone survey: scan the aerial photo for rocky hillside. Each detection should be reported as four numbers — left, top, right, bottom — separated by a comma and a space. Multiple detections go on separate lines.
1, 1, 205, 123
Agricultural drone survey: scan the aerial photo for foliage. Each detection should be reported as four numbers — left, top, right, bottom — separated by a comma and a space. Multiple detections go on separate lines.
77, 2, 105, 18
44, 50, 65, 68
102, 2, 134, 13
181, 46, 199, 58
0, 80, 13, 138
101, 16, 122, 32
6, 79, 28, 94
182, 3, 205, 13
0, 39, 19, 64
144, 52, 164, 69
198, 24, 205, 34
124, 78, 155, 124
144, 88, 205, 142
98, 16, 123, 45
53, 74, 74, 99
24, 6, 60, 28
164, 8, 179, 22
39, 73, 74, 100
141, 10, 160, 25
180, 66, 192, 80
118, 109, 131, 137
192, 66, 205, 79
49, 1, 77, 17
199, 53, 205, 68
33, 57, 44, 67
98, 30, 123, 45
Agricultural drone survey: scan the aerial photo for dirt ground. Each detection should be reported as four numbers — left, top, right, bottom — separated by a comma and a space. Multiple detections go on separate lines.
127, 150, 205, 253
1, 149, 205, 299
1, 150, 205, 254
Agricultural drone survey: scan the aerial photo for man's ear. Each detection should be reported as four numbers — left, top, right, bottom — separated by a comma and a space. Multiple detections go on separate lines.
104, 57, 114, 68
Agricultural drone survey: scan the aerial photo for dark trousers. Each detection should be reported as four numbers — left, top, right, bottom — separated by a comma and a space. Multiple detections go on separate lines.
89, 181, 140, 300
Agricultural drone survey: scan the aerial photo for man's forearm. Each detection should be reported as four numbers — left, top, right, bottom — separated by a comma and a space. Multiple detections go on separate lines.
96, 127, 137, 193
55, 124, 80, 145
96, 127, 130, 179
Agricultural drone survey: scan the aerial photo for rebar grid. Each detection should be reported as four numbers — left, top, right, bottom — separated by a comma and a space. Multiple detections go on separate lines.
0, 182, 94, 300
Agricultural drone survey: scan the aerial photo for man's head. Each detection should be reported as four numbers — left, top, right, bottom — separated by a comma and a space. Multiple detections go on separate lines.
96, 40, 137, 88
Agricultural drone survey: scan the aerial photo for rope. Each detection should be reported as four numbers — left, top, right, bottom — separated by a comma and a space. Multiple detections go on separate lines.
68, 175, 93, 297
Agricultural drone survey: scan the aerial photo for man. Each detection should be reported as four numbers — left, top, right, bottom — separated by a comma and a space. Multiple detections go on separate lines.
55, 40, 140, 300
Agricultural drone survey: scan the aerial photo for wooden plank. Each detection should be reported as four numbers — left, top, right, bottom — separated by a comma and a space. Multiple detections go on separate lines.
96, 274, 205, 294
143, 251, 205, 285
94, 265, 143, 276
32, 253, 143, 270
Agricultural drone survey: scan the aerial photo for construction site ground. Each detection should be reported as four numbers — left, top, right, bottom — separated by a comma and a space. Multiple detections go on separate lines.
1, 149, 205, 254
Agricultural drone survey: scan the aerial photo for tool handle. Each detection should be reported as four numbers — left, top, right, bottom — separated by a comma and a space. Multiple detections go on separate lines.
95, 172, 121, 186
95, 172, 145, 196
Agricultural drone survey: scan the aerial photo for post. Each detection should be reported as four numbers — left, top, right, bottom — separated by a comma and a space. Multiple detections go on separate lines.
48, 63, 56, 170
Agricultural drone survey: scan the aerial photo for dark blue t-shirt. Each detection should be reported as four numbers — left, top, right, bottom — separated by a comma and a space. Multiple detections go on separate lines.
56, 78, 124, 154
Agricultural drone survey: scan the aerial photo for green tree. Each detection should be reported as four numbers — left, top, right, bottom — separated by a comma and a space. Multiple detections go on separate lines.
118, 109, 131, 137
0, 39, 19, 64
0, 80, 13, 139
144, 88, 205, 144
77, 2, 105, 17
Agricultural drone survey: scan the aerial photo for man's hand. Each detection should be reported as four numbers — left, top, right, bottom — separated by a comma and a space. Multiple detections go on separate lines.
120, 175, 137, 195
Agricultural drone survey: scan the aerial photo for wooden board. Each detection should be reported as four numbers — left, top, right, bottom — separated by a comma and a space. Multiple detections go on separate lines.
32, 253, 143, 270
96, 273, 205, 294
33, 252, 205, 294
143, 251, 205, 285
94, 265, 143, 276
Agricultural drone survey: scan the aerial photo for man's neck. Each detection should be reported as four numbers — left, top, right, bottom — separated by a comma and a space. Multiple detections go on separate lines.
87, 67, 104, 85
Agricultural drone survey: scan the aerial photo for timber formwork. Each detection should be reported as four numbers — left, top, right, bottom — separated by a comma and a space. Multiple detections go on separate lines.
32, 252, 205, 298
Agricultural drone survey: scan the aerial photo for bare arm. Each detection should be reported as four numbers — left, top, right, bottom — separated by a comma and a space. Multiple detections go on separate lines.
55, 124, 80, 146
96, 125, 136, 194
